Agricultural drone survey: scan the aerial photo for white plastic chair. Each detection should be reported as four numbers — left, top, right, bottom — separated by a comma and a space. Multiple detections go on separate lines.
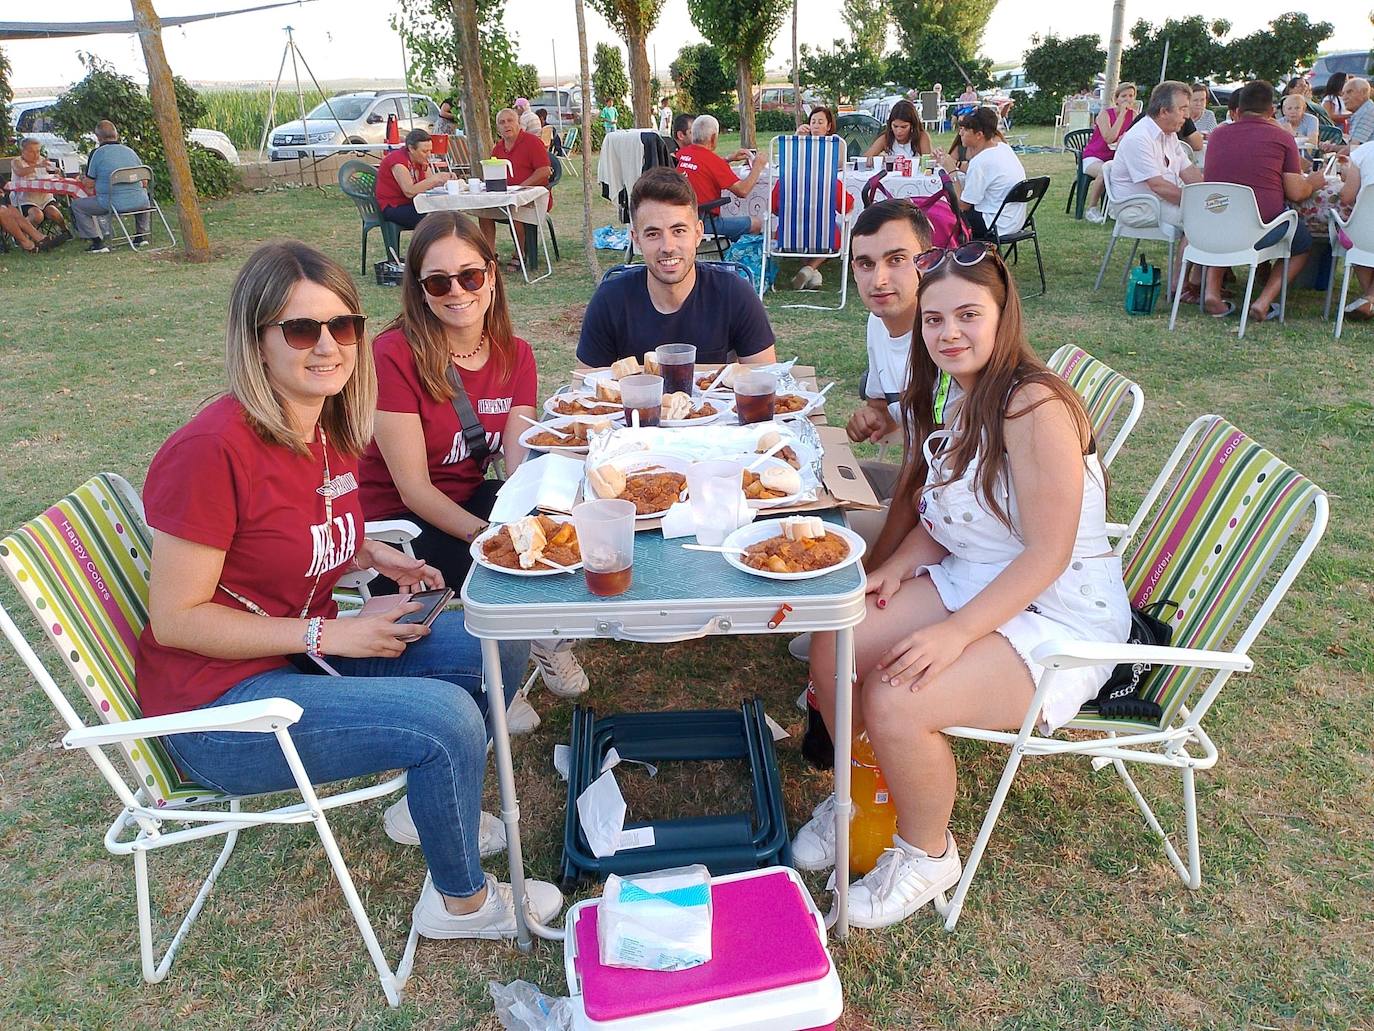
1325, 185, 1374, 339
1094, 159, 1178, 299
107, 165, 178, 249
1169, 182, 1297, 340
937, 415, 1328, 929
761, 133, 850, 311
1053, 97, 1092, 148
0, 474, 420, 1005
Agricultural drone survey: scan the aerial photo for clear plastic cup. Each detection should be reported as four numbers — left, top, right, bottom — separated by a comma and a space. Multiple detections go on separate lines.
733, 370, 777, 425
619, 373, 663, 428
686, 459, 744, 547
655, 343, 696, 396
572, 498, 636, 596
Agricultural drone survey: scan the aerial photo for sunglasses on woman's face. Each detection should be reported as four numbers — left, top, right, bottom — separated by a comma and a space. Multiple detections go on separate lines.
264, 314, 367, 349
418, 266, 489, 297
914, 241, 997, 275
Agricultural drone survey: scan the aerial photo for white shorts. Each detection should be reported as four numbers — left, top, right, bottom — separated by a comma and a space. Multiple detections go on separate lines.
1081, 156, 1105, 176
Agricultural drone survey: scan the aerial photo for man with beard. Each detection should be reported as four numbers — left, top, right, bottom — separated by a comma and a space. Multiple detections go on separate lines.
577, 167, 777, 366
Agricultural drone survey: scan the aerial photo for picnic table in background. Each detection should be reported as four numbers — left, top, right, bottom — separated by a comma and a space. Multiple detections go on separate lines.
5, 174, 92, 199
1295, 174, 1351, 236
721, 160, 942, 228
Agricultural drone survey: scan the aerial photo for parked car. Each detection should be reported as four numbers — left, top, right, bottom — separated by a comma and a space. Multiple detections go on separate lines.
529, 87, 582, 125
267, 91, 437, 161
9, 96, 240, 171
997, 67, 1039, 97
754, 86, 818, 116
1309, 50, 1372, 88
836, 111, 883, 134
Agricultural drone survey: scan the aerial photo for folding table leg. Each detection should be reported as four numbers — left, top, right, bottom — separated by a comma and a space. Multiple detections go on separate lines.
482, 637, 534, 949
830, 626, 855, 939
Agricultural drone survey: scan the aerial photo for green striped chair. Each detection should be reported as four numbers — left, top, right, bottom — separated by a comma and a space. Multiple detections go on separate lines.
939, 415, 1329, 929
1047, 344, 1145, 469
0, 473, 419, 1006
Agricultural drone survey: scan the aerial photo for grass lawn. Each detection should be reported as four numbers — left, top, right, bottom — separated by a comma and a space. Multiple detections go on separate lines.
1, 127, 1371, 1029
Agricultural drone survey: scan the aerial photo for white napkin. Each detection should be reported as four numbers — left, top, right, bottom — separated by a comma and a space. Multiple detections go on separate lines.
576, 769, 627, 858
490, 452, 584, 523
659, 494, 755, 540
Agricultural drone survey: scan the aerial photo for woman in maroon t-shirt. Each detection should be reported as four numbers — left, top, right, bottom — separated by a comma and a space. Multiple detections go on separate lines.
137, 241, 561, 940
359, 211, 590, 698
375, 129, 454, 230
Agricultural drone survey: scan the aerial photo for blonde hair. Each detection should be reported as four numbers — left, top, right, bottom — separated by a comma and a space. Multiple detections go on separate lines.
224, 241, 376, 457
1115, 81, 1137, 102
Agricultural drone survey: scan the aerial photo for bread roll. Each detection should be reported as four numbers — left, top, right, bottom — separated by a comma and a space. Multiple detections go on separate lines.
506, 517, 547, 568
782, 516, 825, 541
587, 464, 627, 499
760, 465, 802, 496
661, 391, 693, 421
610, 357, 641, 380
594, 380, 622, 402
642, 352, 662, 377
587, 418, 614, 435
755, 430, 784, 453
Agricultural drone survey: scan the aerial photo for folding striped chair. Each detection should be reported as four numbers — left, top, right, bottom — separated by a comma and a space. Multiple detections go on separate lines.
1047, 345, 1145, 469
761, 133, 851, 311
0, 474, 420, 1005
938, 415, 1328, 929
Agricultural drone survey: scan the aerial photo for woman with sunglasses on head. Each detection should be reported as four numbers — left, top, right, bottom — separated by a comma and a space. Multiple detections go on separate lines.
358, 211, 589, 703
791, 243, 1129, 927
137, 240, 560, 940
864, 99, 934, 161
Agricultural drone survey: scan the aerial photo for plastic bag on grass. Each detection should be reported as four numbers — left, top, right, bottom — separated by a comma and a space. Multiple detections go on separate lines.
598, 864, 713, 971
489, 979, 573, 1030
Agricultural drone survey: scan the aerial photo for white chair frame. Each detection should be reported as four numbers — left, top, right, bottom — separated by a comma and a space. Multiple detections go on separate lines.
1324, 185, 1373, 339
932, 415, 1328, 930
760, 133, 851, 312
1094, 159, 1178, 300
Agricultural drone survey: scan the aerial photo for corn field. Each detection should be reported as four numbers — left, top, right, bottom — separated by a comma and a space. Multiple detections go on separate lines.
199, 87, 328, 152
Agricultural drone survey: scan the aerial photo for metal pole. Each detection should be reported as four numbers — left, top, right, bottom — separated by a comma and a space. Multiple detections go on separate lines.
1159, 38, 1170, 84
1105, 0, 1126, 100
553, 39, 561, 125
401, 32, 412, 130
287, 27, 318, 188
258, 44, 289, 162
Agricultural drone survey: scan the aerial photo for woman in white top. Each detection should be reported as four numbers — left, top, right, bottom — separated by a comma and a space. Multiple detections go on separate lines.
1278, 93, 1320, 152
791, 243, 1130, 927
938, 108, 1027, 239
865, 100, 933, 160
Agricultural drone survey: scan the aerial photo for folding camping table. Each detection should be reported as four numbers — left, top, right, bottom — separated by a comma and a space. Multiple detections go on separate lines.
461, 510, 867, 947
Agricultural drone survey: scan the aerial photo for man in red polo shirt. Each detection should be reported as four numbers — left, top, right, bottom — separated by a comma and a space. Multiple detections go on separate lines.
480, 107, 552, 271
674, 114, 764, 241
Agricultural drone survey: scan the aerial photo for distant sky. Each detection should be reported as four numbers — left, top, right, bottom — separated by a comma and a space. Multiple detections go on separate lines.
7, 0, 1371, 92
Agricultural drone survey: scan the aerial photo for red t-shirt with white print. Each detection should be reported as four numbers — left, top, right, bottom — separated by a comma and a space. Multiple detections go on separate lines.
358, 327, 538, 519
134, 395, 362, 716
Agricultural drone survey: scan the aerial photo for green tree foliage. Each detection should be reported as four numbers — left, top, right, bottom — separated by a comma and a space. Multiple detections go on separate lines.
797, 38, 885, 107
670, 42, 735, 112
1121, 16, 1229, 93
687, 0, 791, 147
0, 46, 13, 152
587, 0, 668, 126
391, 0, 525, 116
842, 0, 889, 65
593, 42, 630, 111
510, 63, 541, 106
890, 0, 997, 53
49, 55, 235, 198
1023, 33, 1105, 100
1222, 13, 1333, 85
885, 24, 992, 94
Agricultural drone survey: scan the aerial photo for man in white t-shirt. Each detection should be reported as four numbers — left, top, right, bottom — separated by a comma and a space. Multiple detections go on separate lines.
1335, 139, 1374, 319
938, 107, 1026, 238
1106, 80, 1201, 229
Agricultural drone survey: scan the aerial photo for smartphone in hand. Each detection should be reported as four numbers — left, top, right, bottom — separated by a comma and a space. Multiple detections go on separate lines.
394, 588, 455, 633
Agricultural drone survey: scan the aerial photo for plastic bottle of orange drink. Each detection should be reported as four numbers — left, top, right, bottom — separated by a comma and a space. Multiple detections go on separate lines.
848, 732, 898, 874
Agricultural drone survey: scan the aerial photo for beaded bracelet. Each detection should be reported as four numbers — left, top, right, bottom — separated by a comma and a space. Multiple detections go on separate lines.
304, 616, 325, 659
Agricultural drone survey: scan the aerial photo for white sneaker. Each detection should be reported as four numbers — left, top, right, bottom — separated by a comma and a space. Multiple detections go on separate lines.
792, 793, 837, 871
788, 633, 812, 663
795, 687, 809, 713
790, 267, 813, 290
383, 796, 507, 856
506, 692, 541, 734
1084, 207, 1107, 224
412, 873, 563, 940
801, 266, 823, 290
846, 831, 961, 928
530, 638, 589, 697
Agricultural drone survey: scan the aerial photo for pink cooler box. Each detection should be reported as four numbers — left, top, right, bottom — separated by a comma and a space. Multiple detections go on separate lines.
564, 866, 843, 1031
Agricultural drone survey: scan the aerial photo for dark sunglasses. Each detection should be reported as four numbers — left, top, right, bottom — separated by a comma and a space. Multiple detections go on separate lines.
264, 314, 367, 349
418, 267, 489, 297
914, 241, 998, 275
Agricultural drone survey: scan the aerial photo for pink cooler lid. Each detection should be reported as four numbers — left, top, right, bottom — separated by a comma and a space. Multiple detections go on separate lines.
574, 869, 831, 1021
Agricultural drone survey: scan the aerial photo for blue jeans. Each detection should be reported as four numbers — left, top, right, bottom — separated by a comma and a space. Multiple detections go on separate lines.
164, 613, 528, 898
1255, 217, 1312, 256
711, 214, 754, 241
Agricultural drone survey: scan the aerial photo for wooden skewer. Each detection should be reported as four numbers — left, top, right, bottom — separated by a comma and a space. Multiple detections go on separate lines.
536, 555, 578, 572
681, 543, 748, 555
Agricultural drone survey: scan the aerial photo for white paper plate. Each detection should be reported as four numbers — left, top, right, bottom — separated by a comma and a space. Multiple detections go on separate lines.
543, 392, 625, 421
741, 456, 807, 509
518, 416, 600, 455
771, 389, 826, 421
721, 519, 866, 580
470, 516, 582, 576
661, 396, 733, 428
586, 453, 691, 520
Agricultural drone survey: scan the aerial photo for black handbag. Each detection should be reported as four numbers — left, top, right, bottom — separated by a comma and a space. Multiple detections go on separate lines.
1092, 600, 1178, 720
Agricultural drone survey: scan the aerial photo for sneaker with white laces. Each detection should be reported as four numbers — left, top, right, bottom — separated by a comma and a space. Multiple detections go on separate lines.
845, 831, 961, 928
792, 793, 838, 871
1084, 206, 1107, 224
412, 872, 563, 940
506, 691, 541, 734
530, 638, 589, 697
788, 632, 812, 663
383, 796, 507, 855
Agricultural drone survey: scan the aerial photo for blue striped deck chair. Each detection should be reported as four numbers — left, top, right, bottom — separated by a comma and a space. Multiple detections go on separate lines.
762, 133, 850, 311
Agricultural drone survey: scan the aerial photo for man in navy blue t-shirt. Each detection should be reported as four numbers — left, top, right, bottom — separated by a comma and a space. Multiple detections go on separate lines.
577, 168, 777, 368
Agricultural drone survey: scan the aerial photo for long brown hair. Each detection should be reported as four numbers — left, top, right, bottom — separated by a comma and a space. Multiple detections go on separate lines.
388, 211, 516, 401
894, 251, 1095, 532
881, 99, 931, 155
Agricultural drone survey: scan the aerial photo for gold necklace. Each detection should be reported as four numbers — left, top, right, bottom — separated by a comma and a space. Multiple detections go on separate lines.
449, 334, 488, 362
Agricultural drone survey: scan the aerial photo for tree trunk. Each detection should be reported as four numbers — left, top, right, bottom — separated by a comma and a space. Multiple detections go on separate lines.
451, 0, 493, 160
791, 0, 802, 128
626, 27, 653, 128
129, 0, 210, 261
1105, 0, 1126, 100
737, 58, 756, 149
575, 0, 599, 279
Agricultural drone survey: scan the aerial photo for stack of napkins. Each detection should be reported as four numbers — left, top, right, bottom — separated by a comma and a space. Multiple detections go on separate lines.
598, 865, 714, 971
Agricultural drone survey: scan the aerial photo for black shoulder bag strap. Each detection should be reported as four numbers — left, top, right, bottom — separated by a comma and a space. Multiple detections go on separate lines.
444, 364, 492, 467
